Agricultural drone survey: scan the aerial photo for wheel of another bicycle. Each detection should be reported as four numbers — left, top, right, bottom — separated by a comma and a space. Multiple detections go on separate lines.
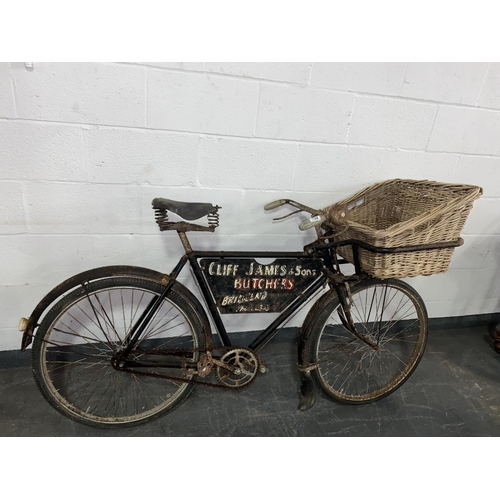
32, 277, 206, 428
308, 279, 428, 404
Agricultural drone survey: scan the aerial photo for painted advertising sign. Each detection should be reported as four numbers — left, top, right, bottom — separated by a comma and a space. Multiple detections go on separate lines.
200, 258, 324, 313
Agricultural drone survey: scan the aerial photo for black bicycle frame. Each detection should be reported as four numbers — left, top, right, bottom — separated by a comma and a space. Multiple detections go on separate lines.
188, 250, 329, 351
118, 230, 464, 359
116, 232, 337, 362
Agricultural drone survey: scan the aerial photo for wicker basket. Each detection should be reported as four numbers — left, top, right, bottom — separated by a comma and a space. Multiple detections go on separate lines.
326, 179, 483, 279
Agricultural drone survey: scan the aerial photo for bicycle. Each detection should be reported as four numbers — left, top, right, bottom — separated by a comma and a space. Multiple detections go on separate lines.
19, 180, 478, 428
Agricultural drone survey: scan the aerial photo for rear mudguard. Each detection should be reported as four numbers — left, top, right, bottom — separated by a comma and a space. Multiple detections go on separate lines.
20, 265, 211, 351
297, 289, 337, 411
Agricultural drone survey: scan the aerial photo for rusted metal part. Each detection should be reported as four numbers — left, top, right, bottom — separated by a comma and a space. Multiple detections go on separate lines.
311, 237, 464, 255
116, 345, 263, 391
193, 350, 247, 378
215, 348, 259, 388
297, 290, 337, 410
321, 267, 380, 349
157, 220, 216, 232
178, 232, 193, 254
264, 198, 322, 216
196, 352, 213, 378
199, 257, 324, 314
297, 362, 319, 373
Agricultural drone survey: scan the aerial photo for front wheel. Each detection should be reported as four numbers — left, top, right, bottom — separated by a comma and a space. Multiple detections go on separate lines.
32, 277, 206, 428
308, 279, 428, 404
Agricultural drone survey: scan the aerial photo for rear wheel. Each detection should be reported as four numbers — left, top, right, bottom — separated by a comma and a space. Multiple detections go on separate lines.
308, 279, 428, 404
32, 277, 206, 427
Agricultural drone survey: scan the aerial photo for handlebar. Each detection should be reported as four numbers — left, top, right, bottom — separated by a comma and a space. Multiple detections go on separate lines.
264, 199, 288, 210
265, 198, 334, 231
298, 214, 328, 231
264, 199, 315, 213
265, 199, 349, 231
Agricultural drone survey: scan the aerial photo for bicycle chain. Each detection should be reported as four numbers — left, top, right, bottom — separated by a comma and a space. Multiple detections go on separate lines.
117, 345, 268, 391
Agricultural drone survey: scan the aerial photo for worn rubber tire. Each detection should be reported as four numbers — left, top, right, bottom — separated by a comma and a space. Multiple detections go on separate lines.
308, 279, 428, 404
32, 277, 206, 428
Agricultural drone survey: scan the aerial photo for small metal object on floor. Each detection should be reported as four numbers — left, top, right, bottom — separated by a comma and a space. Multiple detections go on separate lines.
1, 325, 500, 437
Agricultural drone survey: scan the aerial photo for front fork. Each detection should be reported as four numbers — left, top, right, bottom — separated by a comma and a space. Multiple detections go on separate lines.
335, 280, 380, 350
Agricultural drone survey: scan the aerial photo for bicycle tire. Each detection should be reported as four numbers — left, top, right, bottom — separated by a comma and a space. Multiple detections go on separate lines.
308, 279, 428, 404
32, 276, 206, 428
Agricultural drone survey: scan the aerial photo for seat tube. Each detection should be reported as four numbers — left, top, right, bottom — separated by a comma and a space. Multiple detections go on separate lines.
178, 230, 232, 346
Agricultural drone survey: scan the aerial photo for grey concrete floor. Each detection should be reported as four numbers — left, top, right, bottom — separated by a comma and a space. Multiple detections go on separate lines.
1, 326, 500, 436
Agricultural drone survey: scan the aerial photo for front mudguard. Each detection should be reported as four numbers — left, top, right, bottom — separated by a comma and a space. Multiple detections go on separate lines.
20, 265, 210, 351
297, 289, 337, 411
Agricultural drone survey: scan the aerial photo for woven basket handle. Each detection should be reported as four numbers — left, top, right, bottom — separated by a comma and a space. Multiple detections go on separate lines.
384, 186, 483, 238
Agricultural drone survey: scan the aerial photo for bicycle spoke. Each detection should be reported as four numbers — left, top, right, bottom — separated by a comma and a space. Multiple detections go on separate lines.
35, 279, 203, 426
315, 281, 426, 402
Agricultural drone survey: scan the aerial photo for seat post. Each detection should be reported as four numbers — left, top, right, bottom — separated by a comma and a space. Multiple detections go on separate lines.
177, 231, 193, 255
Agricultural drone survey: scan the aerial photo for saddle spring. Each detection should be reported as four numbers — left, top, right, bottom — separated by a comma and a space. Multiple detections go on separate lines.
154, 208, 169, 230
207, 210, 220, 228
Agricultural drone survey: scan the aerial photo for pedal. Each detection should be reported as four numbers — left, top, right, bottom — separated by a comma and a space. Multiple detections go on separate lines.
197, 353, 213, 378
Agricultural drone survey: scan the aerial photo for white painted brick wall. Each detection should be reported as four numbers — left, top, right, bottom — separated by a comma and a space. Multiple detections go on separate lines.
478, 63, 500, 109
11, 62, 146, 126
294, 144, 385, 192
198, 136, 299, 190
256, 84, 355, 142
133, 62, 205, 71
401, 62, 489, 105
310, 62, 406, 95
85, 127, 199, 186
0, 121, 85, 180
0, 63, 15, 118
348, 96, 437, 149
427, 106, 500, 155
147, 70, 259, 135
1, 62, 499, 350
454, 156, 500, 197
203, 62, 311, 84
0, 182, 26, 234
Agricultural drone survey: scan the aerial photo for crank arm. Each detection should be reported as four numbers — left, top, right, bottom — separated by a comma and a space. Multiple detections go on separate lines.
195, 351, 243, 378
210, 356, 242, 374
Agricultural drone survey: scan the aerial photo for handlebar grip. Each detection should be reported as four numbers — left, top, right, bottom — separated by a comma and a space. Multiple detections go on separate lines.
264, 199, 288, 210
299, 214, 327, 231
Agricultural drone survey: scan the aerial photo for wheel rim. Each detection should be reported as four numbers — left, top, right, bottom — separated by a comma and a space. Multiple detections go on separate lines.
315, 281, 426, 402
38, 284, 200, 425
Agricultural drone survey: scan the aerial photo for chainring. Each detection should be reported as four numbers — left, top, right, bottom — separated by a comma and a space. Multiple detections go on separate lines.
215, 348, 260, 388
